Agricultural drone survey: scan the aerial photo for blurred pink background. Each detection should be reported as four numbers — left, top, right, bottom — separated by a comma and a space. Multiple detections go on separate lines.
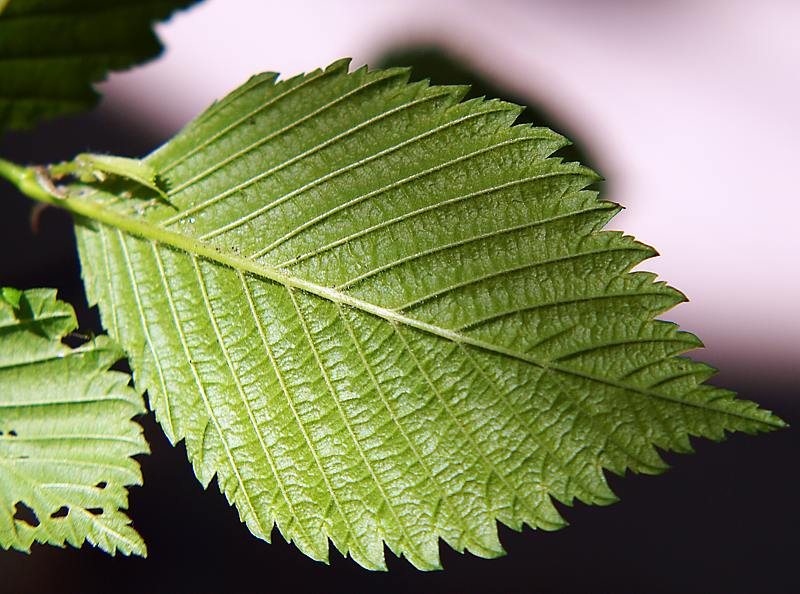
101, 0, 800, 384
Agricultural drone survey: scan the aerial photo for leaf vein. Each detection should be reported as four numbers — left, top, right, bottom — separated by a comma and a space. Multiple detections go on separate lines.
180, 106, 516, 237
165, 69, 405, 196
149, 244, 263, 536
335, 203, 609, 291
115, 230, 174, 440
249, 133, 556, 258
396, 246, 651, 312
285, 287, 378, 566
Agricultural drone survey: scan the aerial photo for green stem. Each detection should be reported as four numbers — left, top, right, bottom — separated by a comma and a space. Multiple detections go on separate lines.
0, 158, 62, 205
0, 158, 24, 186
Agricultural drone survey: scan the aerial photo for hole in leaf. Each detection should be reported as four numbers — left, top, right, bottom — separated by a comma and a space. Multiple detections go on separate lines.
95, 481, 107, 489
13, 502, 39, 527
50, 506, 69, 519
86, 507, 103, 516
64, 331, 92, 349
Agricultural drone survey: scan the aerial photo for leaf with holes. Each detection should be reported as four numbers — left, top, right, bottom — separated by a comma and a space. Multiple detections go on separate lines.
51, 60, 783, 570
0, 288, 148, 556
0, 0, 198, 132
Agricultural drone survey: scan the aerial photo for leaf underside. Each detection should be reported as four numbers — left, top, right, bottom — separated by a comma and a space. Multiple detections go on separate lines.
0, 288, 147, 556
70, 60, 783, 570
0, 0, 196, 132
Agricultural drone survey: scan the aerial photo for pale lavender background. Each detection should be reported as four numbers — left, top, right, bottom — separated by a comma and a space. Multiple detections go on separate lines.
100, 0, 800, 383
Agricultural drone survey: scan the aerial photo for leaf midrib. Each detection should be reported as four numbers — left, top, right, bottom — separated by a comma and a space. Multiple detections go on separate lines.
57, 191, 783, 430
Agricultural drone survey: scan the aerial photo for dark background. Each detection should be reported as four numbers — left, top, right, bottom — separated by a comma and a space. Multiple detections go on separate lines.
0, 47, 797, 594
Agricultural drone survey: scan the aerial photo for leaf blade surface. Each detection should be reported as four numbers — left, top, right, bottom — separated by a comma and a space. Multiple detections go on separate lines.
68, 61, 783, 569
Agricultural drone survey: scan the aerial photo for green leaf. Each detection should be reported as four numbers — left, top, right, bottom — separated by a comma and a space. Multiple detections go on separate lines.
50, 153, 172, 205
62, 60, 783, 570
0, 0, 197, 132
0, 288, 148, 556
